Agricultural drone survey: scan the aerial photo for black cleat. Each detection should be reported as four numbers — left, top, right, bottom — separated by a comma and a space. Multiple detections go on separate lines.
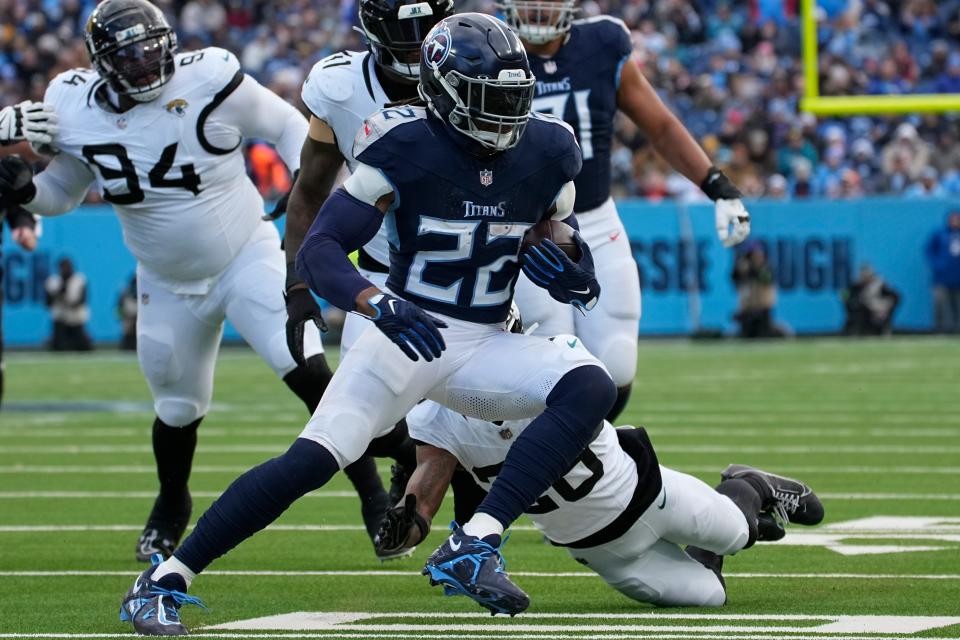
423, 526, 529, 616
757, 512, 786, 541
722, 464, 824, 526
136, 492, 192, 562
388, 463, 411, 508
120, 554, 205, 636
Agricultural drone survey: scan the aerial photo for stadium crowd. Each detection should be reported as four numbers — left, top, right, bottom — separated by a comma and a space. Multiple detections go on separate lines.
1, 0, 959, 201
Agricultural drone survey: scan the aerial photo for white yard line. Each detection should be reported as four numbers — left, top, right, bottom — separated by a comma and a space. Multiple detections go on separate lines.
1, 570, 957, 580
4, 443, 960, 454
3, 464, 959, 475
4, 635, 960, 640
1, 491, 956, 501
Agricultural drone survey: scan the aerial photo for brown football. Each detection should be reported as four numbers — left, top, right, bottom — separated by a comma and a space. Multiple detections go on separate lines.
521, 219, 581, 261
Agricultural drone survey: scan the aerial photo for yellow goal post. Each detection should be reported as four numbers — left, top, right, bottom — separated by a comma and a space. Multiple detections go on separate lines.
799, 0, 960, 115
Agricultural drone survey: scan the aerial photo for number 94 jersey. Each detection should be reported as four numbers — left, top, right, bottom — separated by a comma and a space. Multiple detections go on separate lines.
44, 48, 266, 286
528, 17, 632, 212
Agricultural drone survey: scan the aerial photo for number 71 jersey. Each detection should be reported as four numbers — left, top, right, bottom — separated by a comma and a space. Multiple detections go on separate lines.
528, 17, 632, 213
44, 48, 267, 285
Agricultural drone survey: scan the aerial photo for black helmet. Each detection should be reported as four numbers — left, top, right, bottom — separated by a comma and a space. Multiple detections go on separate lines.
358, 0, 455, 82
418, 13, 536, 152
85, 0, 177, 103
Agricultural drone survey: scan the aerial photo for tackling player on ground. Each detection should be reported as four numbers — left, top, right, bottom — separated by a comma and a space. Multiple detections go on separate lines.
377, 327, 824, 606
502, 0, 752, 420
114, 14, 621, 634
0, 0, 391, 562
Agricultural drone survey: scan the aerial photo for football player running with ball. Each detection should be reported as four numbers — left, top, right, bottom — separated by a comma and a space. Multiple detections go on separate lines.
0, 0, 391, 562
502, 0, 752, 419
115, 14, 620, 634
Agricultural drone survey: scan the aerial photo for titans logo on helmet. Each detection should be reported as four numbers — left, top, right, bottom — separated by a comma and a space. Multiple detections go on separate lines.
424, 24, 452, 66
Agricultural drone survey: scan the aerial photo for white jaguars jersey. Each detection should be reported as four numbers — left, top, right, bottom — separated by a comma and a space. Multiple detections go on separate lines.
407, 402, 639, 545
45, 48, 266, 288
301, 50, 392, 267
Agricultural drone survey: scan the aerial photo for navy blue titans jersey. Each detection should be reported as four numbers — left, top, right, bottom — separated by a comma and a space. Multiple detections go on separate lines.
353, 105, 581, 324
528, 17, 632, 212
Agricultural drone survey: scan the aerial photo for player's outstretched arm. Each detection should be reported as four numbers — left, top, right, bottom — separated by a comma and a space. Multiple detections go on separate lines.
617, 59, 750, 247
374, 444, 456, 556
0, 153, 92, 216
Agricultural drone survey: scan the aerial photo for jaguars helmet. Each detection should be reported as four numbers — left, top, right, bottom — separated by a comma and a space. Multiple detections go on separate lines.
85, 0, 177, 103
358, 0, 454, 82
498, 0, 579, 45
418, 14, 536, 152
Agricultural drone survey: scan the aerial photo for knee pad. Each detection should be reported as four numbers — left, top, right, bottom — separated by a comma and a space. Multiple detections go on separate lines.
547, 364, 617, 437
139, 333, 181, 387
155, 399, 205, 427
283, 354, 334, 414
300, 405, 377, 468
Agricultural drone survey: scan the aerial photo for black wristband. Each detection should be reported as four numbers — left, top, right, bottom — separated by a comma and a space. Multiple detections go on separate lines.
700, 166, 743, 202
285, 261, 303, 293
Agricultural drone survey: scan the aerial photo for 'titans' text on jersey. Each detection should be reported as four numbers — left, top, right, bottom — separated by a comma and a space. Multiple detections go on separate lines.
33, 48, 305, 292
527, 17, 632, 212
301, 50, 394, 267
352, 105, 581, 324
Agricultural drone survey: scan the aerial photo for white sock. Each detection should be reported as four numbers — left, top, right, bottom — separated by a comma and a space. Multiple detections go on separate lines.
462, 513, 504, 539
151, 556, 196, 588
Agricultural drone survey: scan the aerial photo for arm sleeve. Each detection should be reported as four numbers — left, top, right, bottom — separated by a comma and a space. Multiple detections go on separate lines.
295, 188, 386, 311
24, 153, 96, 216
206, 74, 309, 172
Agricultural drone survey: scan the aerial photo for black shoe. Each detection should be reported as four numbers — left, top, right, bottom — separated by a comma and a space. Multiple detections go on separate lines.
360, 490, 392, 542
423, 527, 529, 616
721, 464, 824, 526
757, 512, 786, 541
136, 492, 192, 562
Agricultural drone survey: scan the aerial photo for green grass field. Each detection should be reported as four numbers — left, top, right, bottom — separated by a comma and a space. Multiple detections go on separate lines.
1, 337, 959, 639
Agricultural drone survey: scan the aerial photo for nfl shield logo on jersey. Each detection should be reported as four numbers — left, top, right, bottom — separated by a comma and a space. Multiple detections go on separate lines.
480, 169, 493, 187
544, 60, 558, 75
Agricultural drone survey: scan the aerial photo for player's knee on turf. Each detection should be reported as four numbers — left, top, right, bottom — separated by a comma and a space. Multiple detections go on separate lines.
610, 574, 726, 608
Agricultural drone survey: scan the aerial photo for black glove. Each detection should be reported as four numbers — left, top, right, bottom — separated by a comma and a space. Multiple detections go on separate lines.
263, 169, 299, 221
285, 286, 327, 366
700, 166, 743, 201
521, 235, 600, 312
374, 494, 430, 557
0, 155, 37, 205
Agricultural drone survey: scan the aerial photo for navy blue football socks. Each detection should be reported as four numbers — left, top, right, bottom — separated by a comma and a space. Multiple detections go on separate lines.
174, 437, 338, 573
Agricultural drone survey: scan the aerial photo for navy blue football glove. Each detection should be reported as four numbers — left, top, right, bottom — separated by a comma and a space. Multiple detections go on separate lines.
521, 235, 600, 313
366, 293, 448, 362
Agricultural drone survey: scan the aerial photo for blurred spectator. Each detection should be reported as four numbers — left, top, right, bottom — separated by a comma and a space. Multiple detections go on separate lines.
116, 275, 138, 351
732, 242, 778, 338
44, 257, 93, 351
1, 0, 959, 199
905, 167, 947, 198
842, 264, 900, 335
925, 210, 960, 334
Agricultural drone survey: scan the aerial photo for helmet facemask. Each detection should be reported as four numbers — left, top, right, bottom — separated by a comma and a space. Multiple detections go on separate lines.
422, 66, 535, 151
498, 0, 579, 45
88, 26, 177, 103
